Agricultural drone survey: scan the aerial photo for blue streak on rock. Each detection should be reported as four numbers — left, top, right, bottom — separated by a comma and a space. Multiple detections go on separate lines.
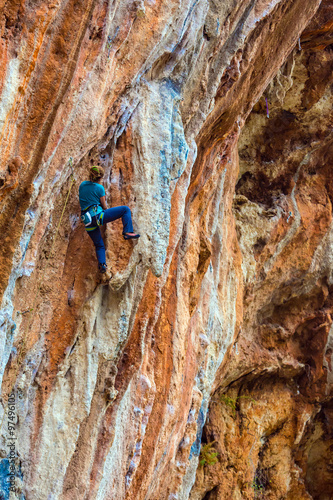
189, 400, 207, 459
149, 80, 188, 275
180, 0, 201, 40
0, 459, 25, 500
0, 459, 10, 500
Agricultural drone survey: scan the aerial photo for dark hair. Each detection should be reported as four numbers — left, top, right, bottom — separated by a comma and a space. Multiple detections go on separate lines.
89, 165, 104, 182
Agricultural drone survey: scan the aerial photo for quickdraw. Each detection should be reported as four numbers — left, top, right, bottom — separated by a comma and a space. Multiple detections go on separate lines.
106, 27, 119, 58
265, 97, 269, 118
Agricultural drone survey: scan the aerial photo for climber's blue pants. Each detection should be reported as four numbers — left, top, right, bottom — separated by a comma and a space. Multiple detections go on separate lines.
87, 206, 134, 264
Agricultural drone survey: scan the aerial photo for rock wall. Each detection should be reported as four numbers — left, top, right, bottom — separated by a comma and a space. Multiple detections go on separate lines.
191, 7, 333, 497
0, 0, 332, 499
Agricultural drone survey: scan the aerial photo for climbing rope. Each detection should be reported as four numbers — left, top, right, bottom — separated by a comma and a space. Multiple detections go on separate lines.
10, 158, 76, 390
48, 158, 75, 257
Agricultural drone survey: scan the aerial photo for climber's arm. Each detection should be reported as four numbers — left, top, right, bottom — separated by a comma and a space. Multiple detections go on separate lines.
100, 196, 107, 210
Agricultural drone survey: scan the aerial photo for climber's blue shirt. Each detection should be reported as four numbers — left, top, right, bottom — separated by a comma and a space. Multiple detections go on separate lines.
79, 181, 105, 212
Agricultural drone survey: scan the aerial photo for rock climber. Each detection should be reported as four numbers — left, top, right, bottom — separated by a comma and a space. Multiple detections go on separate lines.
79, 165, 140, 273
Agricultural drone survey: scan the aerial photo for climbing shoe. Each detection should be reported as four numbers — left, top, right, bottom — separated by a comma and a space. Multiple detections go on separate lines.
98, 263, 107, 274
123, 233, 140, 240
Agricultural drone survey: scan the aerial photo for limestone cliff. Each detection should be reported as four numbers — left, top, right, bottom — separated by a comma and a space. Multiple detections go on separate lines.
0, 0, 332, 499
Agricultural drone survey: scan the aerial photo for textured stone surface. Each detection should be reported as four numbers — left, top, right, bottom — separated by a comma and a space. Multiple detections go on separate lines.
190, 4, 333, 498
0, 0, 332, 499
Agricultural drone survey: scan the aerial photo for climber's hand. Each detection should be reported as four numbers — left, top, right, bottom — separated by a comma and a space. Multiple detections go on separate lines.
100, 196, 107, 210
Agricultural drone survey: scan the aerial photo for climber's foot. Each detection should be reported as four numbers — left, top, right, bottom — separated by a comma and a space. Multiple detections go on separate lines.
123, 232, 140, 240
100, 269, 113, 283
98, 263, 107, 274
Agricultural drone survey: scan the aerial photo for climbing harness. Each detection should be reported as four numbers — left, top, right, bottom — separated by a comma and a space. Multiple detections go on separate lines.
265, 97, 269, 118
81, 205, 104, 230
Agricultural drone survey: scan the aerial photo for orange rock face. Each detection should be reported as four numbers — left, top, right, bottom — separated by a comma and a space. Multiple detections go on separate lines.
0, 0, 332, 499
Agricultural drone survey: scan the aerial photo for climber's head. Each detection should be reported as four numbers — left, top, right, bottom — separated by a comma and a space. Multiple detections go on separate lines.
89, 165, 105, 182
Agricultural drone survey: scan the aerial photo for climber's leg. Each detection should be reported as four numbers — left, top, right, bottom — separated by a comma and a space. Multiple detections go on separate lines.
102, 206, 134, 234
87, 227, 106, 264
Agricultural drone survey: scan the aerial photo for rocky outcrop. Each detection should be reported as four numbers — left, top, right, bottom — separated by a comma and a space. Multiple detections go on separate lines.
0, 0, 332, 499
191, 6, 333, 498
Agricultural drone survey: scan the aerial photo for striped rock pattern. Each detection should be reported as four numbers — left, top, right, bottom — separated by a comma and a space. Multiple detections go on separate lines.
0, 0, 332, 498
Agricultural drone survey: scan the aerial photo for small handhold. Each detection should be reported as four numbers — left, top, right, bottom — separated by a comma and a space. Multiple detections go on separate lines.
67, 289, 75, 307
105, 387, 118, 403
199, 334, 209, 348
